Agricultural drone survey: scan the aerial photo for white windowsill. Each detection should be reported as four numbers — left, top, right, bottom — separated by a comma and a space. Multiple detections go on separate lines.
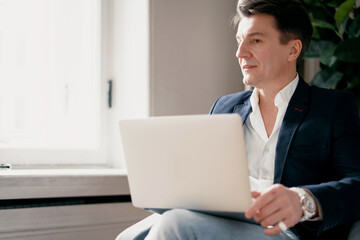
0, 168, 127, 176
0, 168, 130, 200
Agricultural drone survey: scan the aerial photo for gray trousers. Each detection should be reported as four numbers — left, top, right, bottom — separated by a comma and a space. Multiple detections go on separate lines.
117, 209, 299, 240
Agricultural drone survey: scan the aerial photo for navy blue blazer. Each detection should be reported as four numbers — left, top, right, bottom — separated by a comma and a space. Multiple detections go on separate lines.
210, 77, 360, 239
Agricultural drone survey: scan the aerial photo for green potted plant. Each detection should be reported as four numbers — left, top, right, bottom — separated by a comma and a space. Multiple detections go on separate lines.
304, 0, 360, 109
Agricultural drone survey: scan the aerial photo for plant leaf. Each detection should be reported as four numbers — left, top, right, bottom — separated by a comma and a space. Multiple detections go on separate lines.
334, 37, 360, 63
312, 26, 321, 40
305, 40, 337, 58
339, 17, 349, 35
311, 68, 343, 88
334, 0, 355, 24
347, 75, 360, 89
312, 19, 336, 30
349, 16, 360, 38
319, 47, 337, 67
304, 0, 321, 6
326, 0, 346, 8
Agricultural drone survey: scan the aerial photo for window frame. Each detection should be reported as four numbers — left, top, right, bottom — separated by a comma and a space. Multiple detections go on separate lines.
0, 0, 109, 168
0, 0, 151, 170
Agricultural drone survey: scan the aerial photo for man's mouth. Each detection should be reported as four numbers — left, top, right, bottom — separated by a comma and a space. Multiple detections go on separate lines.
242, 65, 257, 70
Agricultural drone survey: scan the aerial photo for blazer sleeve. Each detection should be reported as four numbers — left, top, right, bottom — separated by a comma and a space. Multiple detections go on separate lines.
301, 91, 360, 235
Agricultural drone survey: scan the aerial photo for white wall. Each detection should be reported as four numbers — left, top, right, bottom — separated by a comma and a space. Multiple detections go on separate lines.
150, 0, 243, 116
111, 0, 243, 167
108, 0, 150, 168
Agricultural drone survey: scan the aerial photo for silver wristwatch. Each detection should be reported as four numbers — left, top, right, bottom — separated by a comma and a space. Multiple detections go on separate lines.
291, 187, 317, 222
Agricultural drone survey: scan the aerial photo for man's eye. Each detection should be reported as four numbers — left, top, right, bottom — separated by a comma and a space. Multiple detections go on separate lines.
253, 39, 261, 43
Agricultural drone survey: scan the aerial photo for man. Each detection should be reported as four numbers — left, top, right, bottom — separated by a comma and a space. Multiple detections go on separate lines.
120, 0, 360, 239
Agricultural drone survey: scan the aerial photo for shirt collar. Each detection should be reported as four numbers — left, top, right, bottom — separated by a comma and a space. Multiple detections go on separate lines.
249, 74, 299, 110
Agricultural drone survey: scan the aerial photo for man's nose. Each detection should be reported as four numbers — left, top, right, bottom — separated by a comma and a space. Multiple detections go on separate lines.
236, 41, 250, 59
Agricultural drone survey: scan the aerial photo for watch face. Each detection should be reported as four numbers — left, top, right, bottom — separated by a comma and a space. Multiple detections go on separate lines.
304, 196, 316, 213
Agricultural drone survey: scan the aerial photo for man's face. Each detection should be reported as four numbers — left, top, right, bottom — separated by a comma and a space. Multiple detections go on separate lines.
236, 14, 293, 89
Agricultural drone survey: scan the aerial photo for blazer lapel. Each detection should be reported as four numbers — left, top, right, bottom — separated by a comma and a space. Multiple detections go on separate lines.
233, 99, 252, 124
274, 78, 310, 183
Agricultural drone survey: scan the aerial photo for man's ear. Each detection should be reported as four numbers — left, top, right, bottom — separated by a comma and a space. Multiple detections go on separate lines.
288, 39, 302, 63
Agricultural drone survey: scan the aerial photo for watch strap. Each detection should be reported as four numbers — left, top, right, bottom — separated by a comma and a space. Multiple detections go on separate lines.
290, 187, 317, 222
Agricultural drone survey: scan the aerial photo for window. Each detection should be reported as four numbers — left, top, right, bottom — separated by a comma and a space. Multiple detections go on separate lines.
0, 0, 101, 148
0, 0, 150, 168
0, 0, 105, 166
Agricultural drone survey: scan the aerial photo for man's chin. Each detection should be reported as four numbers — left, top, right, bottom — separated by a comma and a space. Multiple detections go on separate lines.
242, 78, 255, 88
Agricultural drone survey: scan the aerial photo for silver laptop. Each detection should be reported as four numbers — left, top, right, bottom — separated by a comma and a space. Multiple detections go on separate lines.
119, 114, 252, 219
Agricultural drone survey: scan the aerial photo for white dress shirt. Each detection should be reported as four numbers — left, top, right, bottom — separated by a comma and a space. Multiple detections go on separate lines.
244, 74, 299, 192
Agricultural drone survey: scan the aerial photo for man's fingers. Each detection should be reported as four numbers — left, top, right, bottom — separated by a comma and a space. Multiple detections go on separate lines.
255, 192, 298, 224
258, 207, 286, 227
246, 183, 304, 235
251, 191, 261, 199
263, 220, 289, 236
245, 187, 277, 219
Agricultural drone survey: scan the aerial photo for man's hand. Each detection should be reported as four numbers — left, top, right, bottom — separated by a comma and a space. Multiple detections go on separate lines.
245, 184, 303, 235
